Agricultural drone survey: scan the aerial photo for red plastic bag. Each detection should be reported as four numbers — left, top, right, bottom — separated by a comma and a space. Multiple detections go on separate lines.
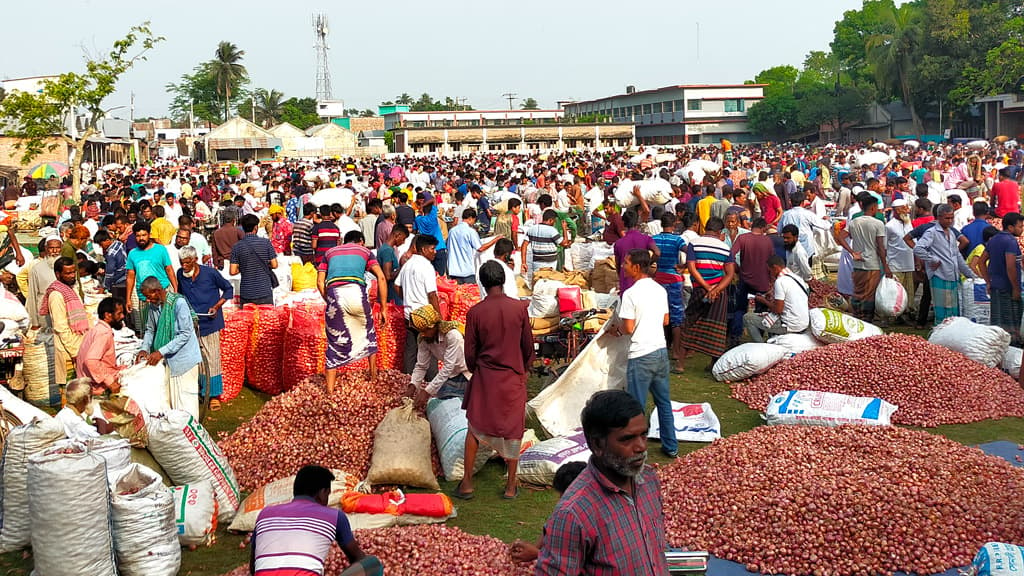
282, 306, 326, 391
220, 308, 253, 402
246, 305, 289, 394
558, 286, 583, 316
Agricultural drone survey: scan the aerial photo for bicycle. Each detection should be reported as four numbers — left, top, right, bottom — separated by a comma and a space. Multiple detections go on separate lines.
533, 308, 607, 388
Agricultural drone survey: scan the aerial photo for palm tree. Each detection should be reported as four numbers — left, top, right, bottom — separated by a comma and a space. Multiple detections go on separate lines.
865, 1, 923, 133
395, 93, 413, 105
254, 88, 284, 127
210, 41, 247, 121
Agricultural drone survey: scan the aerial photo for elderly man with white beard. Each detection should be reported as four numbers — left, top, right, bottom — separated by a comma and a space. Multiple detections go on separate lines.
885, 199, 917, 322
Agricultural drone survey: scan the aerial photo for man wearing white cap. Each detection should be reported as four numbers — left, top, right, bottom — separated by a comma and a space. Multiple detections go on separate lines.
27, 236, 62, 328
885, 199, 916, 321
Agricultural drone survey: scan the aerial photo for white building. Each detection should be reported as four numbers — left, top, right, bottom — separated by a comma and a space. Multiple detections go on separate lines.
563, 84, 766, 145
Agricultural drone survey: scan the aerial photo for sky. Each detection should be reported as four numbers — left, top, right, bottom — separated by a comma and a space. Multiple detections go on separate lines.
1, 0, 868, 119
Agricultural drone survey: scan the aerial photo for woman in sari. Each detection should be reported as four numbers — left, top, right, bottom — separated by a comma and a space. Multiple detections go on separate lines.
317, 230, 387, 393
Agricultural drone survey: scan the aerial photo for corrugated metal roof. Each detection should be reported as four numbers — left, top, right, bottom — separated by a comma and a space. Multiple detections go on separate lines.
208, 137, 282, 150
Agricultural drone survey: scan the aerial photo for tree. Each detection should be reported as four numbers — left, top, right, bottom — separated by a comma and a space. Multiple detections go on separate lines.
359, 109, 376, 117
753, 65, 800, 98
521, 97, 540, 110
0, 22, 163, 197
167, 62, 231, 126
747, 94, 801, 141
395, 93, 413, 105
865, 0, 924, 133
250, 89, 284, 127
279, 97, 320, 130
831, 0, 892, 87
210, 41, 247, 121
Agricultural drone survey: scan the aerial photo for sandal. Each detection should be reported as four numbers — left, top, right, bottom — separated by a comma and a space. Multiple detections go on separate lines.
450, 486, 475, 501
502, 487, 520, 500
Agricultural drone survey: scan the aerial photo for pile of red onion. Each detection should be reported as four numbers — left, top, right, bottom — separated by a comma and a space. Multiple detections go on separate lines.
731, 334, 1024, 427
660, 425, 1024, 576
217, 371, 410, 491
221, 525, 534, 576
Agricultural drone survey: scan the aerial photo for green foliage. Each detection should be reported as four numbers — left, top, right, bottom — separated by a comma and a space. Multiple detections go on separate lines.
384, 131, 394, 152
235, 88, 284, 127
210, 41, 248, 121
0, 22, 163, 193
167, 60, 251, 126
747, 93, 801, 141
279, 97, 320, 130
573, 113, 609, 123
521, 97, 540, 110
754, 65, 800, 98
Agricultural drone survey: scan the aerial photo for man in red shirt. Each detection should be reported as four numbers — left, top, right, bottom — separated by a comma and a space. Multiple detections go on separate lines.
535, 390, 671, 575
993, 168, 1021, 218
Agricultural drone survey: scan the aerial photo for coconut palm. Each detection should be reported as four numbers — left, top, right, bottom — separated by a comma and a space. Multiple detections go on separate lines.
254, 88, 284, 127
865, 1, 923, 133
210, 41, 247, 121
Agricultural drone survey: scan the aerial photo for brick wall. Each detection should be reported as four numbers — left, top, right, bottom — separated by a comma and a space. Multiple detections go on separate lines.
0, 137, 70, 174
348, 117, 385, 133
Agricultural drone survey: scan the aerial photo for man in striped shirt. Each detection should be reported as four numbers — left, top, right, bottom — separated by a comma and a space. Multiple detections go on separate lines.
680, 217, 736, 365
292, 203, 318, 264
312, 205, 341, 267
251, 465, 382, 576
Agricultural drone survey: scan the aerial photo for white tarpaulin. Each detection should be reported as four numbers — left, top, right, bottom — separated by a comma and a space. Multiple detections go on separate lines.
528, 301, 626, 437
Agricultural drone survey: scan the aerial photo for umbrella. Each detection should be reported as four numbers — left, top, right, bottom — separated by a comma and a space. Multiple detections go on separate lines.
28, 162, 68, 180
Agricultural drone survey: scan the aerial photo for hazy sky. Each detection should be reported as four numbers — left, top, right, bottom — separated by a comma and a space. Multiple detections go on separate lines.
1, 0, 867, 118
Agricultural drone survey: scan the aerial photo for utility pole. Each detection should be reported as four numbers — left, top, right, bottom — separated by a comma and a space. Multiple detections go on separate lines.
130, 92, 135, 123
456, 97, 468, 111
189, 99, 195, 135
502, 92, 517, 110
251, 94, 256, 125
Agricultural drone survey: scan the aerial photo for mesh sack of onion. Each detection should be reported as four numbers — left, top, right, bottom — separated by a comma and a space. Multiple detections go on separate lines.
219, 307, 254, 402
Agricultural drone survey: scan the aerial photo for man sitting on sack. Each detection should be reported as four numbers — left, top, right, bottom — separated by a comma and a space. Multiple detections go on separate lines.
743, 255, 810, 343
55, 378, 113, 441
136, 275, 202, 419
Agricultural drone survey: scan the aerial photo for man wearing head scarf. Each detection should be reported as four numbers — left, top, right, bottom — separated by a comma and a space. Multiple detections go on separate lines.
39, 256, 93, 386
269, 204, 293, 255
61, 224, 91, 297
27, 236, 63, 328
409, 305, 471, 410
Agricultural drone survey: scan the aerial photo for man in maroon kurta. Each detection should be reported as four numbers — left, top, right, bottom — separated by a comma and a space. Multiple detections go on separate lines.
456, 260, 534, 500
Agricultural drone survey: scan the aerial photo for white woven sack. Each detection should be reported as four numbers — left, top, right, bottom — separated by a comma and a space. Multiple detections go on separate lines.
518, 431, 591, 486
765, 390, 898, 427
528, 279, 565, 317
1002, 347, 1022, 379
767, 331, 823, 354
928, 316, 1010, 368
85, 436, 132, 486
119, 361, 170, 415
147, 410, 240, 523
809, 308, 883, 344
426, 397, 495, 481
712, 343, 790, 382
28, 441, 116, 576
111, 464, 181, 576
171, 482, 218, 547
0, 417, 64, 552
0, 385, 51, 426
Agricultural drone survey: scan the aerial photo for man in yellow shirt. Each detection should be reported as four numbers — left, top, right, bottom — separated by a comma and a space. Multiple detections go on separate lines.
696, 188, 717, 234
150, 205, 176, 246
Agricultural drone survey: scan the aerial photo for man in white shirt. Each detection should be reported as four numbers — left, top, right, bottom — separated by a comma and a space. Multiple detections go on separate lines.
744, 256, 810, 343
395, 234, 442, 375
409, 304, 472, 410
884, 199, 917, 319
477, 238, 519, 300
948, 193, 972, 230
55, 378, 112, 441
613, 249, 676, 458
781, 224, 816, 282
778, 190, 831, 270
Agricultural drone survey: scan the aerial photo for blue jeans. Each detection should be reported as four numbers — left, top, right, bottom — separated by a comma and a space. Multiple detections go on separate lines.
626, 348, 676, 454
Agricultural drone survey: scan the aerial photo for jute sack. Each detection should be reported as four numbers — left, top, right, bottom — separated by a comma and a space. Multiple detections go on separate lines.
366, 398, 439, 490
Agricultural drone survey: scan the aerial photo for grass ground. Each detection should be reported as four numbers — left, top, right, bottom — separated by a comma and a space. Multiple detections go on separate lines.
1, 326, 1022, 575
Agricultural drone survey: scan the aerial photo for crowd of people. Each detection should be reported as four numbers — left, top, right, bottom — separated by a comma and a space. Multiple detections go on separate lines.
0, 138, 1021, 574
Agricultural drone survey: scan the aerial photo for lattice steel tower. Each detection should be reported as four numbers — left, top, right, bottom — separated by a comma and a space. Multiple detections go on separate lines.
313, 13, 332, 101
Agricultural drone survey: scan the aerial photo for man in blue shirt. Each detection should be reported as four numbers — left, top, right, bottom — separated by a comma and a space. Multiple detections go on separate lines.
446, 209, 501, 285
985, 213, 1024, 344
472, 185, 491, 235
137, 275, 202, 419
230, 214, 279, 306
959, 202, 993, 256
176, 245, 233, 409
414, 194, 448, 275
